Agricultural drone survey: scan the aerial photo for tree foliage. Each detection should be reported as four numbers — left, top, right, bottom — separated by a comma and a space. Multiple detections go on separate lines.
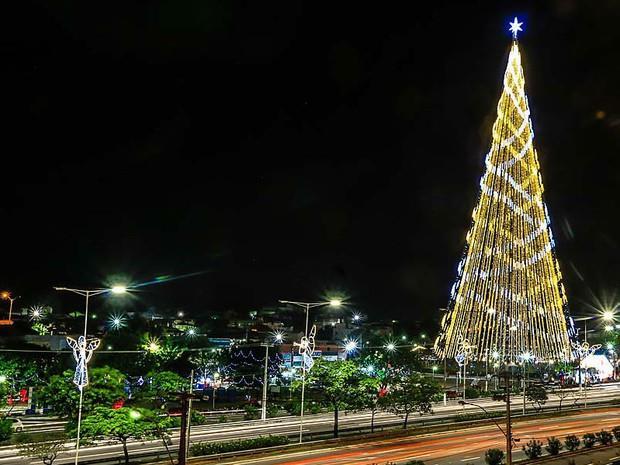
80, 407, 171, 465
301, 359, 364, 438
525, 384, 547, 411
383, 370, 441, 428
17, 437, 66, 465
40, 366, 125, 418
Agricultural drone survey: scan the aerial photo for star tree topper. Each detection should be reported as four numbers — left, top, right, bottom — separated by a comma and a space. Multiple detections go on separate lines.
509, 17, 523, 39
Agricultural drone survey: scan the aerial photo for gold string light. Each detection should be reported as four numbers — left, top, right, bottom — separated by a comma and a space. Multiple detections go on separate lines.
434, 40, 572, 364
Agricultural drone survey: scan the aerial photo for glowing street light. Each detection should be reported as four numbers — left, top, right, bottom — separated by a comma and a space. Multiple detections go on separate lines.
54, 284, 129, 465
272, 330, 285, 343
385, 342, 396, 352
278, 297, 344, 443
28, 305, 47, 322
186, 328, 196, 338
603, 310, 615, 322
344, 339, 358, 354
1, 292, 19, 322
111, 285, 127, 295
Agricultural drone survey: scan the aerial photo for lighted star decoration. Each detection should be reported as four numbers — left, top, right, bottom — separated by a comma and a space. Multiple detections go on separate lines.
66, 336, 101, 389
107, 313, 127, 330
509, 17, 523, 39
28, 305, 48, 321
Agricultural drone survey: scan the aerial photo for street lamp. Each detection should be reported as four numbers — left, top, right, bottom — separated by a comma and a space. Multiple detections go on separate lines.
54, 285, 128, 465
603, 310, 615, 322
1, 292, 19, 322
278, 298, 342, 443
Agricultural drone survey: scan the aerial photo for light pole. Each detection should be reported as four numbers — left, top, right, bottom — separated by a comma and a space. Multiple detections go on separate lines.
1, 292, 19, 322
260, 343, 272, 421
54, 285, 127, 465
279, 299, 342, 443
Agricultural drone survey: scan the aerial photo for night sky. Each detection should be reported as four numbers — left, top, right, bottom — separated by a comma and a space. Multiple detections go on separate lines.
2, 1, 619, 326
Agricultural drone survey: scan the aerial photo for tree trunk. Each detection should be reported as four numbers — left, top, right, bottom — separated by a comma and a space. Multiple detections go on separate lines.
403, 411, 409, 429
122, 439, 130, 465
333, 404, 339, 438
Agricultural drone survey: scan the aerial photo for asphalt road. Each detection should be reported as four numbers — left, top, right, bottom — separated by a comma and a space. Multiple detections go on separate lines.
2, 383, 619, 464
206, 407, 620, 465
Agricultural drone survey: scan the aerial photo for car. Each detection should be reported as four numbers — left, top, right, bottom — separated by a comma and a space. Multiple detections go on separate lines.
10, 417, 24, 432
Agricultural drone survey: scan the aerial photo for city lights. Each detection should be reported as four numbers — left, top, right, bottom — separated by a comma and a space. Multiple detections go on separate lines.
385, 342, 396, 352
28, 305, 48, 321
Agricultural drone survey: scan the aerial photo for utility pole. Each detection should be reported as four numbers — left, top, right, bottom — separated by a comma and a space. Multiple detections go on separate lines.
505, 371, 512, 465
177, 391, 197, 465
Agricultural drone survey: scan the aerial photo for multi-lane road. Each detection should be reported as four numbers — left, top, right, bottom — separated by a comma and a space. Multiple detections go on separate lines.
207, 407, 620, 465
2, 383, 619, 464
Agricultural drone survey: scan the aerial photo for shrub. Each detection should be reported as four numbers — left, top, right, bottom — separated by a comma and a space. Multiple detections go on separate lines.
613, 426, 620, 442
597, 430, 613, 445
190, 435, 289, 456
217, 415, 227, 423
267, 404, 280, 418
465, 387, 480, 399
564, 435, 580, 451
523, 440, 543, 459
485, 448, 505, 465
546, 437, 562, 455
0, 419, 12, 442
243, 405, 259, 420
582, 433, 596, 448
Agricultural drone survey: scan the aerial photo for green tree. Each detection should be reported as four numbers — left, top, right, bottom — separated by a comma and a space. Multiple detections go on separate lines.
79, 407, 169, 464
545, 437, 562, 455
17, 436, 66, 465
300, 359, 363, 438
522, 439, 543, 459
525, 385, 547, 412
485, 448, 504, 465
356, 375, 383, 433
564, 434, 580, 451
40, 366, 125, 418
142, 371, 187, 408
582, 433, 596, 448
383, 371, 441, 429
597, 430, 613, 445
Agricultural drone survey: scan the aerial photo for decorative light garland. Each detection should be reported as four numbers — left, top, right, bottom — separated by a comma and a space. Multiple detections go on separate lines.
435, 38, 572, 363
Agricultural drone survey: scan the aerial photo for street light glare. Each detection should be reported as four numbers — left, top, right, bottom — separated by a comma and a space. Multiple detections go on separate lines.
385, 342, 396, 352
344, 339, 358, 353
603, 310, 615, 321
111, 285, 127, 294
329, 299, 342, 307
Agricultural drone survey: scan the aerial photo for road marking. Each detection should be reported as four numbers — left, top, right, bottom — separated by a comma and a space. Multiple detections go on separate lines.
461, 457, 481, 461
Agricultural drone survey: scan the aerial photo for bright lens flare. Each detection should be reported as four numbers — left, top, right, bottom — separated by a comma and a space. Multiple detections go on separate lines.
602, 310, 615, 322
385, 342, 396, 352
108, 313, 127, 330
343, 339, 358, 354
28, 305, 48, 321
111, 285, 127, 295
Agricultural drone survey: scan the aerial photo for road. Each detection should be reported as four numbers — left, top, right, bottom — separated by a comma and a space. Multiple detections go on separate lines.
206, 407, 620, 465
2, 383, 619, 464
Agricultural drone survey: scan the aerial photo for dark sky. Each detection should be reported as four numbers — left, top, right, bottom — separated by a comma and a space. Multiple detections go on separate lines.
1, 1, 619, 325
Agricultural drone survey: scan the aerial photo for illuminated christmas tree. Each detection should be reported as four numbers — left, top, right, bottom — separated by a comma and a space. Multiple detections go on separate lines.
435, 19, 573, 363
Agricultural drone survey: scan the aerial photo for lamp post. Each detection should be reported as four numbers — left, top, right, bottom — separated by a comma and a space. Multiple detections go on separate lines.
54, 285, 127, 465
1, 292, 19, 322
279, 299, 342, 443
